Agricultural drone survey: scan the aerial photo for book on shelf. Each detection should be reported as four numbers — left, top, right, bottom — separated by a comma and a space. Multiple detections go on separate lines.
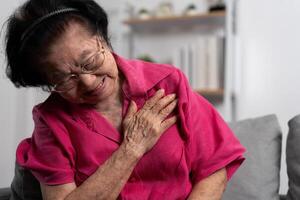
172, 44, 190, 82
207, 36, 219, 90
172, 36, 225, 92
189, 43, 197, 89
182, 44, 191, 85
194, 37, 208, 90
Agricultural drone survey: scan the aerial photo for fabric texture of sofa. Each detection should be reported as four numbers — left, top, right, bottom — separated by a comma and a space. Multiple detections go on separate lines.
286, 115, 300, 199
223, 114, 283, 200
1, 114, 300, 200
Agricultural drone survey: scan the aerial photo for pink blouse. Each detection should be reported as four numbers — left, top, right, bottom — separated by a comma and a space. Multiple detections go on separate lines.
16, 53, 245, 199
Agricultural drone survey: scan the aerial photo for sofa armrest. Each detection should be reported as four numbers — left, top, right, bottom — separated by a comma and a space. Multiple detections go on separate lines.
0, 188, 10, 200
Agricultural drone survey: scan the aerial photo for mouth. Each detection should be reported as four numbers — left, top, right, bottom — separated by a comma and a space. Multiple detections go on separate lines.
84, 75, 107, 96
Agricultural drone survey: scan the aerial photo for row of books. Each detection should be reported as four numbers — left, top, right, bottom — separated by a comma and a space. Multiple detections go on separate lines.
172, 36, 225, 90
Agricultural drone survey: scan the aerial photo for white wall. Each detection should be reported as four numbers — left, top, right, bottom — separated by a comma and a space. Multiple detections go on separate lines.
0, 0, 48, 187
235, 0, 300, 194
0, 0, 22, 188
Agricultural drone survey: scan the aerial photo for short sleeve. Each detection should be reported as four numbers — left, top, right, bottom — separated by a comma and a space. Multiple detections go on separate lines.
175, 69, 246, 184
16, 106, 75, 185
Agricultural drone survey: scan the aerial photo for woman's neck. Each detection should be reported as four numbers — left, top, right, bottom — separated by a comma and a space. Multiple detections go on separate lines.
93, 71, 124, 113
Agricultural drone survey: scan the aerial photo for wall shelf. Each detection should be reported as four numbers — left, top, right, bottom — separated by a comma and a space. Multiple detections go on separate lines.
124, 11, 225, 25
196, 89, 224, 101
124, 10, 227, 105
124, 11, 225, 31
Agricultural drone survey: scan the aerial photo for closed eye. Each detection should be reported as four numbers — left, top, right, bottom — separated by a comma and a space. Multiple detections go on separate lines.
83, 58, 94, 69
82, 54, 98, 71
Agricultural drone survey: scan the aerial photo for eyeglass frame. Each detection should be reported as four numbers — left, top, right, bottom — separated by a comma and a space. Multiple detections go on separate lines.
51, 37, 106, 93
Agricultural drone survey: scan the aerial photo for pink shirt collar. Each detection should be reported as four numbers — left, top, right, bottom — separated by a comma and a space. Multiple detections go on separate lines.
112, 53, 174, 99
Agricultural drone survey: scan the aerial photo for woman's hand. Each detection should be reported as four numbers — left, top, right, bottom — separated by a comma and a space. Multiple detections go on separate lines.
122, 89, 178, 157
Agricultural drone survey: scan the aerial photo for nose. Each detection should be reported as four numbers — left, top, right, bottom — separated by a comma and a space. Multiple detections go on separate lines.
78, 74, 97, 90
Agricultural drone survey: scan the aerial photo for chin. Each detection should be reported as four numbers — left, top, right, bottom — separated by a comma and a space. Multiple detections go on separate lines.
82, 80, 117, 105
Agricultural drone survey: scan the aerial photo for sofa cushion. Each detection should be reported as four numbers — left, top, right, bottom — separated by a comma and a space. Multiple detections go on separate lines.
10, 163, 42, 200
0, 188, 10, 200
222, 114, 282, 200
286, 114, 300, 200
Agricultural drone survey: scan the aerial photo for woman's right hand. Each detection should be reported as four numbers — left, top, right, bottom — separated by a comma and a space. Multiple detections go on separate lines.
122, 89, 178, 158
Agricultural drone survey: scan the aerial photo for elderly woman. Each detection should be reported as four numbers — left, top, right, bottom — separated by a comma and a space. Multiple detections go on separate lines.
5, 0, 245, 199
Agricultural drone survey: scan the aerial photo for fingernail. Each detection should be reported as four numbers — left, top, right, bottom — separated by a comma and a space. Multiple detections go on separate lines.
158, 89, 165, 94
170, 93, 176, 98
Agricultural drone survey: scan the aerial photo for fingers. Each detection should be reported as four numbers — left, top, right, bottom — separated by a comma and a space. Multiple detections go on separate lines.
122, 90, 179, 156
151, 93, 176, 114
142, 89, 165, 110
161, 115, 178, 132
128, 101, 138, 116
158, 98, 177, 119
124, 101, 137, 124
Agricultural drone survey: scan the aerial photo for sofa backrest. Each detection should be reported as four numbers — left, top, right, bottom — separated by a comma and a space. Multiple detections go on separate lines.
10, 163, 42, 200
222, 114, 282, 200
286, 114, 300, 200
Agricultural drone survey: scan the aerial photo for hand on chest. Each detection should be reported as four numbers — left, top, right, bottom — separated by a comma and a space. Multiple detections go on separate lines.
71, 113, 185, 184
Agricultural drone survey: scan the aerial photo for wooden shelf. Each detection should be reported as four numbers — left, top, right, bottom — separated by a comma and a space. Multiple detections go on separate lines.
124, 11, 225, 25
123, 11, 226, 31
195, 89, 224, 101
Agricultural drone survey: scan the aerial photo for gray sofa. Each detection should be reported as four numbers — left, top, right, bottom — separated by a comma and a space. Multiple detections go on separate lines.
1, 114, 300, 200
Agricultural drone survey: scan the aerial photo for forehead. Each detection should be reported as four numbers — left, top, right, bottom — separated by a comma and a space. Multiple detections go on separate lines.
46, 22, 97, 69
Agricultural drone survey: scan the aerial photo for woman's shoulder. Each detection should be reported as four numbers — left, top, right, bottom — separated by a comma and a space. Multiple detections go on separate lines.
32, 93, 75, 124
115, 54, 184, 93
135, 60, 179, 77
33, 93, 66, 112
131, 59, 184, 90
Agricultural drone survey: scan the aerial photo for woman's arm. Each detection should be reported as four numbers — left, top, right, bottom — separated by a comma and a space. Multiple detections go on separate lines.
40, 89, 178, 200
187, 168, 227, 200
40, 142, 140, 200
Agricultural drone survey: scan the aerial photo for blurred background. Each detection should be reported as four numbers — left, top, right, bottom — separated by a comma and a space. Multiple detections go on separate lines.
1, 0, 300, 196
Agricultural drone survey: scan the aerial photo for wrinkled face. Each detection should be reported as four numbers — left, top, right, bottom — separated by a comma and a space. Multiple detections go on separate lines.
45, 22, 120, 106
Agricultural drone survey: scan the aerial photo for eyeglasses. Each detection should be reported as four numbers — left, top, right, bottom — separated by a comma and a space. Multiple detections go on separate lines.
52, 38, 106, 93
